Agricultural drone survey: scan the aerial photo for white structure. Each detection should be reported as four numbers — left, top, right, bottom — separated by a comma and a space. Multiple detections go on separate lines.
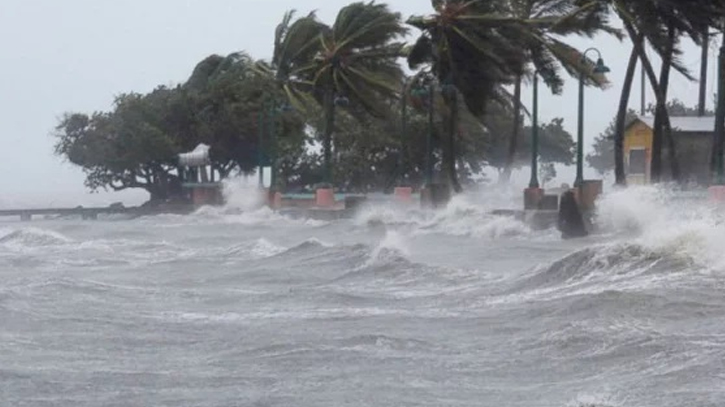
178, 143, 222, 205
178, 143, 210, 167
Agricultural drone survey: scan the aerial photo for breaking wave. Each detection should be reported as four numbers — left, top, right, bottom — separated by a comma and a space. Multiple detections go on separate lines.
355, 194, 535, 239
0, 228, 73, 248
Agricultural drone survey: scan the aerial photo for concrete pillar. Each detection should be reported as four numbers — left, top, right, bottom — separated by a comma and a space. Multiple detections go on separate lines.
393, 187, 413, 204
523, 187, 544, 210
315, 188, 335, 208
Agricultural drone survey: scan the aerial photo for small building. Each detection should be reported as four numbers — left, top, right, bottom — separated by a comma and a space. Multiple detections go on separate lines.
178, 144, 224, 206
624, 116, 714, 185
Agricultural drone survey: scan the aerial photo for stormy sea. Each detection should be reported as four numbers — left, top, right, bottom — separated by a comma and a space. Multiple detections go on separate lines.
1, 183, 724, 407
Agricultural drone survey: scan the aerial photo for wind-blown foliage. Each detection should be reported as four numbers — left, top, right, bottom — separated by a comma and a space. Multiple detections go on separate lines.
499, 0, 619, 181
54, 54, 305, 201
304, 1, 408, 185
53, 1, 725, 202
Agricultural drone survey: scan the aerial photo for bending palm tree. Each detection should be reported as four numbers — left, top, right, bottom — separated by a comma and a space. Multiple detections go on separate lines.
304, 1, 407, 186
256, 10, 326, 110
499, 0, 619, 182
408, 0, 612, 192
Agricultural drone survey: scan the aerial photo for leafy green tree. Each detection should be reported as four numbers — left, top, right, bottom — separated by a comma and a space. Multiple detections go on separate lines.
483, 110, 576, 172
186, 53, 306, 178
54, 92, 181, 201
586, 110, 636, 176
54, 54, 307, 201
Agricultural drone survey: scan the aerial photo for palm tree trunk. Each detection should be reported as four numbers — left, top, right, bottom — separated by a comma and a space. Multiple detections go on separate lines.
615, 43, 641, 185
322, 87, 335, 186
624, 20, 680, 183
652, 22, 679, 183
501, 75, 522, 182
699, 28, 710, 117
444, 90, 463, 193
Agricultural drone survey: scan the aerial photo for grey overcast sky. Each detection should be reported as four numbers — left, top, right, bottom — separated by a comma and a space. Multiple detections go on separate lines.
0, 0, 717, 207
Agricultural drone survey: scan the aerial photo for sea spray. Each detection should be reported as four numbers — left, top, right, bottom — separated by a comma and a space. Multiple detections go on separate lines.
369, 230, 411, 263
221, 176, 264, 211
595, 185, 725, 270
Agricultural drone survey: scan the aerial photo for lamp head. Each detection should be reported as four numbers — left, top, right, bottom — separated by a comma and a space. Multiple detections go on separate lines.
334, 95, 350, 107
593, 57, 610, 74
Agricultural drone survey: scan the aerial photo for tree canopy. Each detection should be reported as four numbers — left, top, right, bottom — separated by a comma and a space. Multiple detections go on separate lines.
52, 1, 725, 200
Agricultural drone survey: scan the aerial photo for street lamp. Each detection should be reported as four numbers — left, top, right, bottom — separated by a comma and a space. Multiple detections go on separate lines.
529, 70, 540, 189
575, 48, 610, 187
257, 102, 266, 188
397, 78, 412, 188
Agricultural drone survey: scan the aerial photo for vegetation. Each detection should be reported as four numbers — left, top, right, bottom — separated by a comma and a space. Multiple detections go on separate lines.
53, 0, 725, 202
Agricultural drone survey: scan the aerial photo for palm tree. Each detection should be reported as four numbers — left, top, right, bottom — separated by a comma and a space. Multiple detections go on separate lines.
304, 1, 407, 186
407, 0, 614, 191
499, 0, 619, 182
408, 0, 523, 192
254, 11, 326, 110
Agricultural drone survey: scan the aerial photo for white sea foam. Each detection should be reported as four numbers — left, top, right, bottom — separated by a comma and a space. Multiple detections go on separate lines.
595, 185, 725, 270
355, 193, 533, 239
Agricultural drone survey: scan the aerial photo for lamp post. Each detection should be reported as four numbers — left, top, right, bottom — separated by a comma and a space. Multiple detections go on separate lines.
257, 101, 267, 188
398, 78, 410, 187
529, 71, 540, 189
575, 48, 610, 187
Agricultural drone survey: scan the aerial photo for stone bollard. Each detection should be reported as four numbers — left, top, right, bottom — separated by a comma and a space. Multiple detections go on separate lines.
270, 191, 283, 209
315, 188, 335, 208
558, 190, 588, 239
393, 186, 414, 204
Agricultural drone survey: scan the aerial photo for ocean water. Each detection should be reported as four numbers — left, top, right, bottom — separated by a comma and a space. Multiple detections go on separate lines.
1, 183, 724, 407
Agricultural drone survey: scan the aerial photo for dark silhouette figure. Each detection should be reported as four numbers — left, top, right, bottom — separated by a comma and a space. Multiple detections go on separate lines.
557, 190, 588, 239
